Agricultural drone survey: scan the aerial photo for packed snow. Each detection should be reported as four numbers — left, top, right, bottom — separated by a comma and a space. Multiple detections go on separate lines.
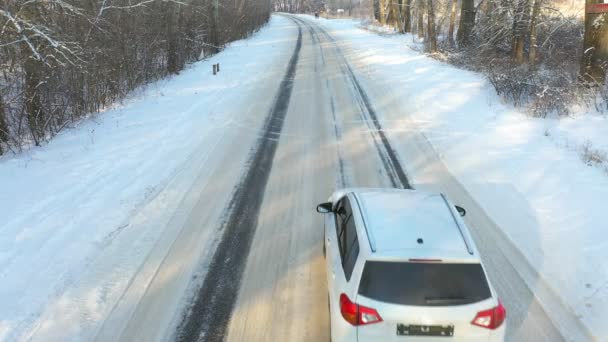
307, 15, 608, 340
0, 16, 296, 342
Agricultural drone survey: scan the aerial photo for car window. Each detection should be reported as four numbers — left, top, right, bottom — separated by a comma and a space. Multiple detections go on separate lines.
334, 200, 342, 234
336, 215, 347, 259
343, 236, 359, 281
343, 213, 357, 254
334, 197, 352, 259
341, 213, 359, 281
358, 261, 491, 306
335, 197, 350, 224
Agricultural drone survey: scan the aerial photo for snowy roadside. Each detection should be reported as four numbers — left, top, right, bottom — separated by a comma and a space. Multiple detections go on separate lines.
0, 16, 295, 342
308, 15, 608, 341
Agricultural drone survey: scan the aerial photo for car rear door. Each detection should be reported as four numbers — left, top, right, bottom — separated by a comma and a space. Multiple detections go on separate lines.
355, 261, 496, 342
326, 196, 361, 341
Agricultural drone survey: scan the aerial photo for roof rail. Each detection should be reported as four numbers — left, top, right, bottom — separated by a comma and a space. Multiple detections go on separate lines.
440, 194, 474, 255
352, 193, 376, 253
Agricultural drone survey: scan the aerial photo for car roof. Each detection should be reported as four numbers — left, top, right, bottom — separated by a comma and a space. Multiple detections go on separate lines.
350, 189, 479, 262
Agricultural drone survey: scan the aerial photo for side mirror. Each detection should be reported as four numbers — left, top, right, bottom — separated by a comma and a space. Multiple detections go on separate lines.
316, 202, 333, 213
455, 205, 466, 217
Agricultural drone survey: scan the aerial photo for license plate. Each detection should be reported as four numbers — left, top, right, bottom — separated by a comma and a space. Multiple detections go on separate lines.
396, 324, 454, 337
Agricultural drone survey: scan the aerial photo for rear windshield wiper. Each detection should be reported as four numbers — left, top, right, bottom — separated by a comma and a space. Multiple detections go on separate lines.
424, 296, 467, 305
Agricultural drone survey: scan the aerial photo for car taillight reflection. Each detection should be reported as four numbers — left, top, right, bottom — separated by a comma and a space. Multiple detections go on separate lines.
339, 293, 383, 326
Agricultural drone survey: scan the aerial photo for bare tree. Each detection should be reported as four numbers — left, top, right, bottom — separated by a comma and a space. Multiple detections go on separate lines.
380, 0, 387, 24
427, 0, 438, 52
512, 0, 532, 64
359, 0, 599, 115
447, 0, 458, 46
417, 0, 425, 37
403, 0, 412, 32
581, 0, 608, 83
389, 0, 400, 29
528, 0, 543, 64
0, 0, 271, 152
457, 0, 475, 47
0, 95, 7, 155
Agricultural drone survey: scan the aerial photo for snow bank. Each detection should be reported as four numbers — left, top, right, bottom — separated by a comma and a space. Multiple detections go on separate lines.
0, 15, 295, 342
311, 16, 608, 341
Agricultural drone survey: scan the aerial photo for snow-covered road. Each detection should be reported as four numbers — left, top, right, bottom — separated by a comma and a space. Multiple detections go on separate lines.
2, 13, 603, 342
169, 15, 569, 342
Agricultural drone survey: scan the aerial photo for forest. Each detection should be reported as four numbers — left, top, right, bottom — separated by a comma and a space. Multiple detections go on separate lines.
2, 0, 607, 155
0, 0, 271, 155
287, 0, 608, 118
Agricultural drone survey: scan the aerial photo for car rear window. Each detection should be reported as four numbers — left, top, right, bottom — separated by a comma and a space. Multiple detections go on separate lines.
358, 261, 491, 306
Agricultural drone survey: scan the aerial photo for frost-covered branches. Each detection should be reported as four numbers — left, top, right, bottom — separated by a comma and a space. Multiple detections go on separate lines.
0, 7, 83, 66
0, 0, 272, 154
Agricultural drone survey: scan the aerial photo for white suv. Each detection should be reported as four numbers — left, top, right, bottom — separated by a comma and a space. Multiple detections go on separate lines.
316, 188, 506, 342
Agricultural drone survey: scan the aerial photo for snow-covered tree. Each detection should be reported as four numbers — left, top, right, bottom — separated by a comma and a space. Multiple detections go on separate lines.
0, 0, 271, 153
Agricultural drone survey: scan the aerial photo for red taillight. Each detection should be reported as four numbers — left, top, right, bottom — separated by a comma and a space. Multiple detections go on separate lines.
339, 293, 358, 325
339, 293, 383, 326
471, 300, 506, 329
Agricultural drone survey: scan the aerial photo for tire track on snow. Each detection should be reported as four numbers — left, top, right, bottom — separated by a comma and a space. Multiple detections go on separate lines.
175, 20, 303, 342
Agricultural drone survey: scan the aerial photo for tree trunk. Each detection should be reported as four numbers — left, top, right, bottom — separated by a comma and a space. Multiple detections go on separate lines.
379, 0, 386, 24
166, 2, 180, 74
372, 0, 380, 22
528, 0, 542, 64
456, 0, 475, 47
23, 54, 44, 146
581, 0, 608, 83
0, 95, 7, 155
212, 0, 220, 52
512, 0, 531, 64
448, 0, 458, 46
427, 0, 437, 52
403, 0, 412, 32
387, 0, 394, 26
417, 0, 425, 37
390, 0, 400, 29
398, 0, 405, 32
513, 37, 526, 63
